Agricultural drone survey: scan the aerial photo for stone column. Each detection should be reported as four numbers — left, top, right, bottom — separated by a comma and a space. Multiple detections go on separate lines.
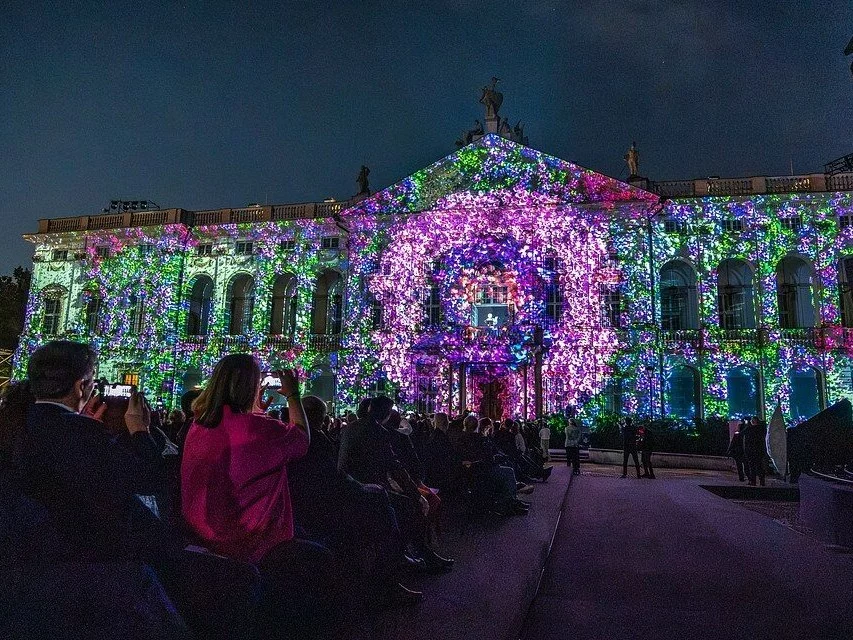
458, 363, 467, 414
534, 327, 543, 419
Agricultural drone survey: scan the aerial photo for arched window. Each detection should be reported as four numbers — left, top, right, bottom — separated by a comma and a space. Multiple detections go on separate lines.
187, 275, 214, 336
726, 366, 759, 418
270, 274, 297, 336
665, 365, 699, 419
84, 292, 102, 334
777, 256, 815, 328
128, 294, 146, 335
660, 261, 698, 330
41, 286, 67, 336
789, 367, 823, 422
226, 274, 255, 335
717, 259, 755, 329
312, 271, 343, 335
839, 256, 853, 328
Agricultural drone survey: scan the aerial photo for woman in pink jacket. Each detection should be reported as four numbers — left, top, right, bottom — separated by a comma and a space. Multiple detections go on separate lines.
181, 354, 339, 639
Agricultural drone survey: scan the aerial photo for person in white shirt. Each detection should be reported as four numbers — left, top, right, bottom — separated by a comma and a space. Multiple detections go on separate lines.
539, 425, 551, 461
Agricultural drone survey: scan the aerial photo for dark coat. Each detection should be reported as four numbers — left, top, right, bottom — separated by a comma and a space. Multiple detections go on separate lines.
17, 403, 168, 563
727, 431, 745, 460
742, 422, 766, 460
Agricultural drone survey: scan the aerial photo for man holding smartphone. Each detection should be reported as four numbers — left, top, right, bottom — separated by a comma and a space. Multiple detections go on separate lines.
18, 341, 168, 562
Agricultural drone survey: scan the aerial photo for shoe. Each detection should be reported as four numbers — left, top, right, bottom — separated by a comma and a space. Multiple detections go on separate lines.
386, 582, 424, 607
422, 549, 455, 572
648, 475, 655, 479
572, 471, 580, 476
517, 483, 534, 495
639, 473, 647, 478
620, 474, 627, 478
514, 498, 531, 508
540, 466, 553, 481
510, 502, 530, 515
402, 554, 426, 572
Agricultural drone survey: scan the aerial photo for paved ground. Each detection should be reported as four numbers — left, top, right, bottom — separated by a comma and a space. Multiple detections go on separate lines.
520, 466, 853, 640
348, 465, 572, 640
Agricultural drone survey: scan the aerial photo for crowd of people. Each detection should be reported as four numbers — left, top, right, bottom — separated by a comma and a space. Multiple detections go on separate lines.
0, 341, 555, 639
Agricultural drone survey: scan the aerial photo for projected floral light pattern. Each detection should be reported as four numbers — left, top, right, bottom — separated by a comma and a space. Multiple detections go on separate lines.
16, 134, 853, 424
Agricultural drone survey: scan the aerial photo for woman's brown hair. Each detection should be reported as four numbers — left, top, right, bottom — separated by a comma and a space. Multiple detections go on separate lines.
192, 354, 261, 428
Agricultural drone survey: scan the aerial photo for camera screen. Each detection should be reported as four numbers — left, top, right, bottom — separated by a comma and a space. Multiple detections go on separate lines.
104, 384, 134, 398
261, 374, 282, 388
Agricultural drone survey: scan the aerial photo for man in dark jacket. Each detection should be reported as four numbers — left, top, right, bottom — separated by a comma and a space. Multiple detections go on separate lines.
17, 341, 168, 562
727, 422, 747, 482
621, 417, 642, 478
742, 416, 766, 486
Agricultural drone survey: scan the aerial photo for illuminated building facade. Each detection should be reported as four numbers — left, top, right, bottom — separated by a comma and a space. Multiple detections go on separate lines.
17, 134, 853, 424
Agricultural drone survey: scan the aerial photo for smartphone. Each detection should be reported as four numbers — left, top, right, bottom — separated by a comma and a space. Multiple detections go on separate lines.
261, 373, 282, 388
103, 384, 135, 398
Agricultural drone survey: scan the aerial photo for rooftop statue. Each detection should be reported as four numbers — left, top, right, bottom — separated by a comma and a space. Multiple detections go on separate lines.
356, 165, 370, 195
624, 141, 639, 177
479, 77, 503, 120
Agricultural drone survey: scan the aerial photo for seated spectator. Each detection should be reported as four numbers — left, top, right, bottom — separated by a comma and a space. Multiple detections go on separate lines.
456, 416, 530, 515
386, 409, 442, 540
339, 396, 454, 573
289, 395, 422, 605
15, 341, 170, 564
423, 412, 458, 492
181, 354, 340, 639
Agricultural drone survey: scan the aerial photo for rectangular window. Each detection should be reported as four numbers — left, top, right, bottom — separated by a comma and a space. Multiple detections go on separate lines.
196, 243, 213, 256
95, 246, 111, 259
545, 282, 562, 324
477, 286, 508, 305
85, 297, 102, 334
840, 214, 853, 229
722, 219, 744, 233
664, 219, 686, 234
51, 249, 68, 261
235, 240, 254, 256
321, 236, 340, 250
424, 285, 442, 326
602, 287, 622, 327
43, 298, 62, 335
780, 217, 803, 232
280, 239, 296, 251
122, 371, 140, 387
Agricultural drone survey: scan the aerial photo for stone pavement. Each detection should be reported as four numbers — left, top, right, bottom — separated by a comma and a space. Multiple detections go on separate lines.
520, 466, 853, 640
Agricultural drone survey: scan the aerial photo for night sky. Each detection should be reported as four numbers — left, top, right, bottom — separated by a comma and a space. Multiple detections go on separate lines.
2, 1, 852, 272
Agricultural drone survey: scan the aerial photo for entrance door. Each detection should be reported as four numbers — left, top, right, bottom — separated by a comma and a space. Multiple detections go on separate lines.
479, 378, 506, 420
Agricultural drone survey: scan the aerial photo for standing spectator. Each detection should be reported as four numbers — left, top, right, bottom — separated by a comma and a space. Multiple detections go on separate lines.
742, 416, 766, 487
636, 424, 655, 479
539, 423, 551, 461
564, 419, 581, 476
620, 417, 641, 479
727, 422, 747, 482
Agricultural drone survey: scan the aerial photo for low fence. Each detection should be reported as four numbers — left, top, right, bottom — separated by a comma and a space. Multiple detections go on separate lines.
586, 448, 735, 471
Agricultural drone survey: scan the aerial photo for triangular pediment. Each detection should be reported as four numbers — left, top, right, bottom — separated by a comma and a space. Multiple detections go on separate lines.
345, 134, 657, 217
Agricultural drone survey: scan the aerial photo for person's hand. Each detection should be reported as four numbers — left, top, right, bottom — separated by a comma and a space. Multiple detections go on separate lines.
125, 391, 151, 435
275, 369, 300, 399
419, 494, 430, 517
259, 393, 274, 412
81, 394, 107, 421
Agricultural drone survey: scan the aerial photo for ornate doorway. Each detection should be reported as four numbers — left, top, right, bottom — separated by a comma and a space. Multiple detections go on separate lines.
478, 377, 507, 420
